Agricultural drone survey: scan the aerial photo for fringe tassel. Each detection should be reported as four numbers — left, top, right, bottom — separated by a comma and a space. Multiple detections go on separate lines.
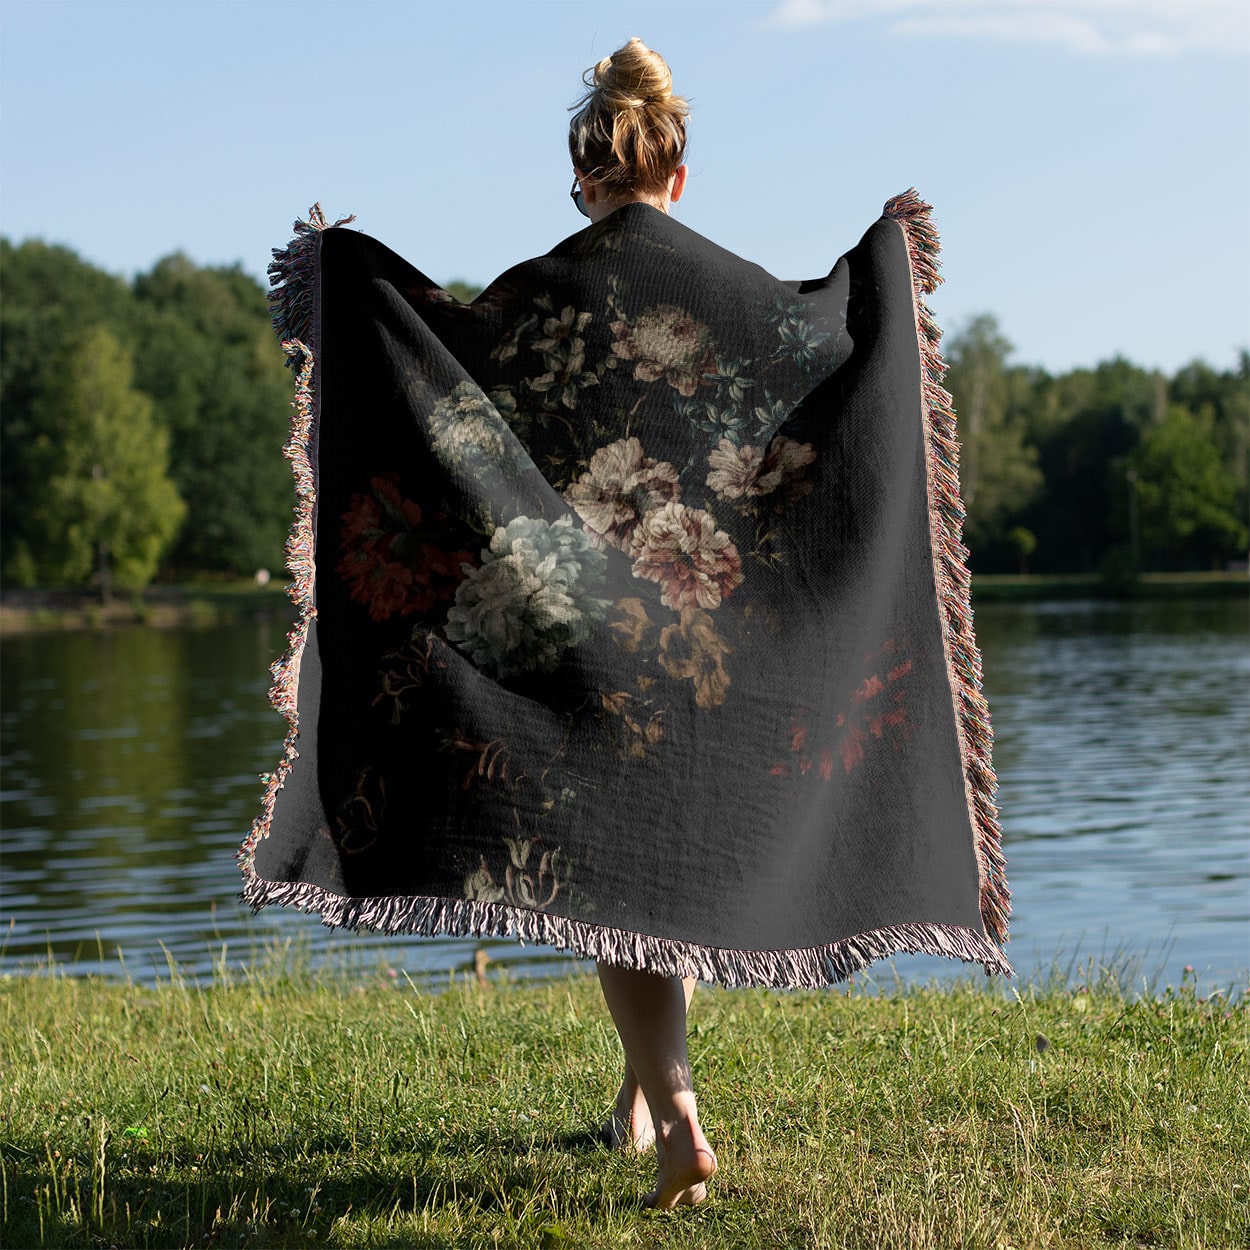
240, 871, 1014, 988
266, 204, 355, 360
883, 188, 1012, 949
236, 342, 317, 877
239, 204, 349, 879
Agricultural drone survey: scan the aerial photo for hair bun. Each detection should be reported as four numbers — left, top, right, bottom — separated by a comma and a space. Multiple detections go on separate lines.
569, 38, 689, 197
594, 36, 672, 109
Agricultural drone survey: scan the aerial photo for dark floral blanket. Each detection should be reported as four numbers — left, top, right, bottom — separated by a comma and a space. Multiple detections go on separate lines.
239, 192, 1012, 987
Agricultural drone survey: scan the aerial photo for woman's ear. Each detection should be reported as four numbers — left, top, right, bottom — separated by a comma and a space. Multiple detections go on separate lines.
574, 168, 599, 206
669, 164, 688, 203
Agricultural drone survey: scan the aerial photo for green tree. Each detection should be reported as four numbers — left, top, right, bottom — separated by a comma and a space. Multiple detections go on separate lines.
1, 239, 138, 579
1168, 353, 1250, 538
1021, 357, 1161, 573
24, 327, 185, 597
1131, 405, 1246, 569
131, 255, 293, 574
444, 279, 483, 303
943, 315, 1043, 560
1007, 526, 1037, 574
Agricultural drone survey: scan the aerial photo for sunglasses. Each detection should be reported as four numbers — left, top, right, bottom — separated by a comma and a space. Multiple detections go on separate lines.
570, 177, 590, 219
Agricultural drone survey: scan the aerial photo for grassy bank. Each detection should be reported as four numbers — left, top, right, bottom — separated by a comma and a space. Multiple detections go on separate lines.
0, 581, 294, 634
2, 963, 1245, 1249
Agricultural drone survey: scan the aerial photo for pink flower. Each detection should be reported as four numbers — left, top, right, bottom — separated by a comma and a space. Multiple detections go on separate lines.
706, 441, 768, 500
706, 436, 816, 502
610, 305, 716, 397
563, 437, 681, 550
628, 500, 743, 611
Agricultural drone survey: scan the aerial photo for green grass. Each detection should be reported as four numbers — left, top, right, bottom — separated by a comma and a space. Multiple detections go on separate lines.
2, 959, 1246, 1249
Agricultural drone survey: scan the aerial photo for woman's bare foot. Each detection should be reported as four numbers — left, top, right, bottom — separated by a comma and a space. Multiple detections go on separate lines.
594, 965, 711, 1206
601, 1073, 655, 1151
644, 1115, 717, 1209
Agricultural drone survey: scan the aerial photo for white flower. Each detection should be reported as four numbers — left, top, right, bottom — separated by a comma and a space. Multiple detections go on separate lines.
429, 381, 507, 466
445, 515, 610, 677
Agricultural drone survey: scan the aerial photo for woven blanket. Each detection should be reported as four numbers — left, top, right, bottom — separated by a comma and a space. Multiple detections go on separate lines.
238, 191, 1012, 987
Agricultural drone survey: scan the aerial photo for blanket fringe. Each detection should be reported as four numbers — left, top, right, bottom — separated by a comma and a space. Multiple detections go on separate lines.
240, 872, 1013, 988
240, 206, 349, 877
236, 342, 317, 876
266, 203, 355, 357
883, 188, 1011, 948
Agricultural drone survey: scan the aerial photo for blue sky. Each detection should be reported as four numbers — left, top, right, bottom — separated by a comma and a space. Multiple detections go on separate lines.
2, 0, 1247, 375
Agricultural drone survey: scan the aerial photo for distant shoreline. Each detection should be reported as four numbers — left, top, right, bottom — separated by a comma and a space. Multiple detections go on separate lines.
0, 571, 1245, 634
0, 581, 294, 634
969, 570, 1248, 602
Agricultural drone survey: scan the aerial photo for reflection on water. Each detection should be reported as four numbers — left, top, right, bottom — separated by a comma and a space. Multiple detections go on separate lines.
2, 598, 1246, 991
968, 597, 1249, 992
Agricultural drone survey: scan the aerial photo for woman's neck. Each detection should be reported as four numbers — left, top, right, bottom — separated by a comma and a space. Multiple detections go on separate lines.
586, 193, 669, 225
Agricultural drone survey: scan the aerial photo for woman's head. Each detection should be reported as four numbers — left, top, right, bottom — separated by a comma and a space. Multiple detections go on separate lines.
568, 38, 689, 202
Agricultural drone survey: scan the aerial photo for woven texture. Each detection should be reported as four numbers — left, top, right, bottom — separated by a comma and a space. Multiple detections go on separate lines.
239, 193, 1012, 987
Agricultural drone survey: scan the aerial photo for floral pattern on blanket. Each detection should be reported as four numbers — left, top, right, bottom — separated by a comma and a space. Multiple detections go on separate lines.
487, 294, 599, 441
331, 275, 873, 913
769, 640, 917, 781
608, 305, 717, 396
564, 436, 681, 552
464, 835, 569, 909
445, 515, 611, 679
337, 474, 476, 622
429, 382, 510, 468
483, 284, 834, 469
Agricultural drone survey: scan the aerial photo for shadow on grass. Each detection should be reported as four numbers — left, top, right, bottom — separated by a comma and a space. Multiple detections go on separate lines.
7, 1123, 638, 1250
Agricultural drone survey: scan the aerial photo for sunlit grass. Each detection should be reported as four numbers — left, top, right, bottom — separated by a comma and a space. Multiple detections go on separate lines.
2, 956, 1245, 1248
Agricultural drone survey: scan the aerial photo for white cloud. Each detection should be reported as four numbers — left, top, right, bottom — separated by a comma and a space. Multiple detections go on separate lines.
766, 0, 1250, 57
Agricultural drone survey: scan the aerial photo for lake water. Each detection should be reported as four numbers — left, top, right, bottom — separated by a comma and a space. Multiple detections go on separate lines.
2, 598, 1247, 994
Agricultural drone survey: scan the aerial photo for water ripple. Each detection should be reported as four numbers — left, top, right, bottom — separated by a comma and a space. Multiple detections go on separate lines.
2, 602, 1246, 991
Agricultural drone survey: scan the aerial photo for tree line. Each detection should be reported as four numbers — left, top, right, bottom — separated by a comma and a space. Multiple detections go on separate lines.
1, 238, 1246, 596
945, 316, 1247, 576
2, 239, 294, 595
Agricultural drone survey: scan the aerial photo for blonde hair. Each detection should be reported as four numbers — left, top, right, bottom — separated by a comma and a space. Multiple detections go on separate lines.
568, 38, 689, 198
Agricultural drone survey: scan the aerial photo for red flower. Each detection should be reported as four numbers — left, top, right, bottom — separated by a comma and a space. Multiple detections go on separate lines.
337, 473, 475, 621
769, 640, 916, 782
372, 474, 423, 528
361, 557, 415, 621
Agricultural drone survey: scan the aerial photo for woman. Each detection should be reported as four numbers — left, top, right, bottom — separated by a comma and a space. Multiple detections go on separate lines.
243, 37, 1010, 1214
567, 38, 717, 1210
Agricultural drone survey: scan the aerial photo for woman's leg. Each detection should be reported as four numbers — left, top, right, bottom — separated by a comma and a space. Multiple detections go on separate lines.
595, 963, 717, 1208
602, 976, 696, 1151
